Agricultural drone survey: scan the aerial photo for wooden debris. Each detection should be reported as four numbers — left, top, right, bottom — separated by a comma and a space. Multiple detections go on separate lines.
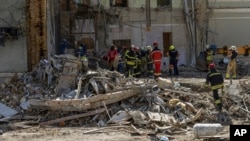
39, 108, 106, 127
83, 125, 130, 134
0, 115, 41, 122
130, 124, 144, 135
7, 122, 33, 130
103, 101, 111, 120
163, 88, 199, 97
29, 88, 142, 111
75, 76, 84, 99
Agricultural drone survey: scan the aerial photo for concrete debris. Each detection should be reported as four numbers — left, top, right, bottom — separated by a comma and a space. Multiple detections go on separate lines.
193, 123, 224, 139
0, 102, 18, 118
147, 112, 175, 124
0, 56, 249, 140
127, 110, 148, 125
108, 110, 131, 124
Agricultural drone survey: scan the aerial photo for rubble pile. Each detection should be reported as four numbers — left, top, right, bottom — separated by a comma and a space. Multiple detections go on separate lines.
0, 54, 249, 140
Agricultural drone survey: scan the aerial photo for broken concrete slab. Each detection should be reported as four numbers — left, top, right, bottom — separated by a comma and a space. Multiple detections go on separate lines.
55, 75, 76, 94
128, 110, 148, 125
155, 77, 173, 89
227, 84, 242, 101
147, 111, 175, 124
28, 88, 143, 112
108, 110, 131, 124
0, 102, 18, 118
19, 97, 30, 110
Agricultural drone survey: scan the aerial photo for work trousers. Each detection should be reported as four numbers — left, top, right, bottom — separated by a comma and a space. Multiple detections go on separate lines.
134, 62, 141, 78
140, 57, 147, 76
153, 61, 162, 77
127, 65, 134, 77
226, 59, 236, 79
212, 89, 222, 111
147, 63, 154, 77
169, 59, 179, 75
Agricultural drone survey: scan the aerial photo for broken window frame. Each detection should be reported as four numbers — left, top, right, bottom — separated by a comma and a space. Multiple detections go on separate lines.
113, 39, 131, 51
110, 0, 128, 7
157, 0, 172, 8
0, 27, 19, 46
0, 27, 19, 39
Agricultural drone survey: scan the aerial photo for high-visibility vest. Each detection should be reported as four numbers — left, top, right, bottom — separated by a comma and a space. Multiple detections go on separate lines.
125, 50, 136, 65
206, 50, 213, 61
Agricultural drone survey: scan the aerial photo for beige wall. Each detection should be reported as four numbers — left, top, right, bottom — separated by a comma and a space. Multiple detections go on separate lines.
0, 0, 28, 72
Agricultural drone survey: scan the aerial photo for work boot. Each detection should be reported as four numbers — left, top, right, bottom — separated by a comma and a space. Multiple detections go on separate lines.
216, 104, 222, 112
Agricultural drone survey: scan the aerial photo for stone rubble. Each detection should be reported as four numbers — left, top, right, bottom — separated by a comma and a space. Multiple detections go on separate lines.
0, 54, 249, 140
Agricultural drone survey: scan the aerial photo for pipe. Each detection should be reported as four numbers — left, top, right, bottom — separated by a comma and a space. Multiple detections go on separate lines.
146, 0, 151, 28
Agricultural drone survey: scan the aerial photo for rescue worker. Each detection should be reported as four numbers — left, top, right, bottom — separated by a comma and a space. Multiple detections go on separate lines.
168, 45, 179, 76
151, 41, 163, 78
205, 44, 213, 70
146, 45, 154, 78
226, 45, 238, 79
134, 46, 141, 77
107, 45, 119, 71
140, 46, 148, 77
60, 39, 70, 54
125, 45, 137, 77
205, 63, 224, 111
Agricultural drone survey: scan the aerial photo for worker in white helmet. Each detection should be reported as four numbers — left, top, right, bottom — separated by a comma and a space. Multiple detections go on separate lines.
226, 45, 238, 79
205, 44, 213, 71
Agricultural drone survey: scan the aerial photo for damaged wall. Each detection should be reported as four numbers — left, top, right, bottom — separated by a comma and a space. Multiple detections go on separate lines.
0, 0, 60, 73
0, 0, 27, 72
47, 0, 60, 59
73, 0, 189, 65
106, 0, 188, 65
207, 5, 250, 48
26, 0, 47, 70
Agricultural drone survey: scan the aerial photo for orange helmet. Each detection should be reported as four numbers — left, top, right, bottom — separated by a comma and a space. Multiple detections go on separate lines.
209, 63, 215, 70
153, 41, 158, 46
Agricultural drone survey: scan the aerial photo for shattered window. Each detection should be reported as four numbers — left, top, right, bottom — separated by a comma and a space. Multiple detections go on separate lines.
157, 0, 171, 8
113, 39, 131, 53
0, 27, 19, 46
110, 0, 128, 7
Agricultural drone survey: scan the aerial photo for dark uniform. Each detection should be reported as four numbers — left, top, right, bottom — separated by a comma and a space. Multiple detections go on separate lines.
169, 46, 179, 76
140, 47, 148, 77
146, 46, 154, 78
206, 63, 224, 111
134, 49, 141, 78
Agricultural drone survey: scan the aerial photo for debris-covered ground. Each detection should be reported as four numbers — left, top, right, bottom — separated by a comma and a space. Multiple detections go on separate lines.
0, 54, 250, 141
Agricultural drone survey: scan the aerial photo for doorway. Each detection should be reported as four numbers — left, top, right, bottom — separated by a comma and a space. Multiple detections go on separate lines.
163, 32, 172, 57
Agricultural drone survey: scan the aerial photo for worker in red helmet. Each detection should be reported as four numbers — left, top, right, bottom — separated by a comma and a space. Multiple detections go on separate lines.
151, 41, 163, 78
205, 63, 224, 112
153, 41, 158, 47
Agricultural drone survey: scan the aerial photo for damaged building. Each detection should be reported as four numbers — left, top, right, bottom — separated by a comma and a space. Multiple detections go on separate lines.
1, 0, 250, 72
0, 0, 250, 141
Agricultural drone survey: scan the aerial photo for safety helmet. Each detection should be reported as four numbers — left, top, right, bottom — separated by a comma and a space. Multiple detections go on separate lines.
206, 44, 211, 49
209, 63, 216, 70
229, 45, 236, 51
131, 44, 136, 48
153, 41, 158, 46
169, 45, 175, 51
146, 45, 152, 51
135, 46, 140, 50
